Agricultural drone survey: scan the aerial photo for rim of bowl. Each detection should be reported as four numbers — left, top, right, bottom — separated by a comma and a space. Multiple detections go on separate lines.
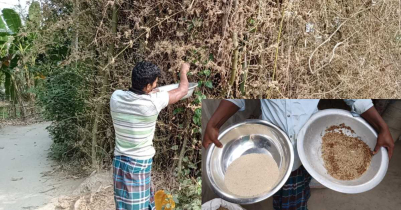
156, 82, 198, 90
205, 119, 294, 204
297, 109, 389, 194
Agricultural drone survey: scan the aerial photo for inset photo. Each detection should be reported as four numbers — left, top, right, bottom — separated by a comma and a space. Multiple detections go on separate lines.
201, 99, 400, 210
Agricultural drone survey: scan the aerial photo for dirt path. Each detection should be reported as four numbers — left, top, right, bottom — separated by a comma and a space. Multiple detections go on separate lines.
0, 122, 84, 210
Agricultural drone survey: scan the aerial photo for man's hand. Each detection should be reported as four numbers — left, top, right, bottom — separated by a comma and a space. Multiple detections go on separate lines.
180, 62, 190, 75
202, 125, 222, 149
374, 128, 394, 159
361, 106, 394, 160
167, 62, 189, 104
202, 100, 241, 149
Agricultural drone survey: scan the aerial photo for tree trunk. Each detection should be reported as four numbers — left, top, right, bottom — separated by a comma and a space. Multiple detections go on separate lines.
10, 74, 25, 120
5, 71, 11, 101
11, 99, 17, 118
26, 68, 35, 104
91, 3, 118, 168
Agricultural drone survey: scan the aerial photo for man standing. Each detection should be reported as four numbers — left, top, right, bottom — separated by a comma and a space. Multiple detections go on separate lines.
203, 99, 394, 210
110, 61, 190, 210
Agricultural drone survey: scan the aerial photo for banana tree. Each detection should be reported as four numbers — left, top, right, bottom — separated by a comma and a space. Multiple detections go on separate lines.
0, 2, 41, 119
0, 8, 22, 103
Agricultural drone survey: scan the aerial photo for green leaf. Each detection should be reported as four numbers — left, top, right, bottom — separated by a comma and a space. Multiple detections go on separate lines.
2, 9, 22, 34
173, 107, 183, 115
209, 53, 214, 61
0, 16, 6, 30
28, 1, 41, 27
203, 69, 211, 76
193, 91, 206, 105
0, 35, 9, 44
183, 156, 188, 162
204, 81, 213, 88
171, 145, 179, 150
249, 18, 255, 25
192, 127, 200, 134
192, 108, 201, 125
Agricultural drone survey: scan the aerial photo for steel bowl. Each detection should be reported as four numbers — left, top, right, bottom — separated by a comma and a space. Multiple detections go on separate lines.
297, 109, 389, 194
155, 82, 198, 100
205, 119, 294, 204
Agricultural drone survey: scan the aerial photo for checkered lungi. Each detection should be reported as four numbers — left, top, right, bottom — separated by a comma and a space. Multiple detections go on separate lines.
113, 156, 155, 210
273, 165, 312, 210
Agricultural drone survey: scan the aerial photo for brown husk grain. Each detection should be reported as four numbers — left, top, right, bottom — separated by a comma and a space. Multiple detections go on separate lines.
322, 126, 372, 180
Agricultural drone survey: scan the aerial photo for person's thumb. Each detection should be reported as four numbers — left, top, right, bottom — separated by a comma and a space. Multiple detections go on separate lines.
213, 139, 223, 148
202, 140, 209, 149
373, 142, 382, 155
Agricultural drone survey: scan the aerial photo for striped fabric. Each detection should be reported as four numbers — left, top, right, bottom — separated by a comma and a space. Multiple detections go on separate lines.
110, 90, 169, 160
273, 166, 312, 210
113, 156, 155, 210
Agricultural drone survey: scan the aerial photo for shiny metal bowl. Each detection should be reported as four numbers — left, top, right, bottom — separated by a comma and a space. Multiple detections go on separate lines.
155, 82, 198, 99
205, 119, 294, 204
297, 109, 389, 194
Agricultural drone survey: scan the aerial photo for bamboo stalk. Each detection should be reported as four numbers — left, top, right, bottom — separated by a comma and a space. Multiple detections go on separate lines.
229, 32, 239, 86
177, 109, 192, 176
258, 55, 263, 99
73, 0, 79, 68
91, 3, 118, 168
240, 46, 247, 95
229, 0, 239, 91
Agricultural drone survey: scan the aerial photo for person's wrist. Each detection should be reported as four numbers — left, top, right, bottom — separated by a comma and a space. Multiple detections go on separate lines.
206, 121, 218, 130
180, 72, 188, 78
378, 122, 389, 133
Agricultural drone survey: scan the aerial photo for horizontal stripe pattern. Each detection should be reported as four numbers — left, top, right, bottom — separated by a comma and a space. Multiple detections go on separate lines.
110, 90, 169, 160
114, 126, 155, 136
111, 111, 158, 123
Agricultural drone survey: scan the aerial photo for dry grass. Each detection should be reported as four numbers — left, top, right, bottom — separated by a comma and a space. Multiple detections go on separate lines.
39, 169, 175, 210
123, 0, 400, 98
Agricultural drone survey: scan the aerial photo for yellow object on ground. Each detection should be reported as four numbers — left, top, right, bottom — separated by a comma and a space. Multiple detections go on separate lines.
155, 190, 175, 210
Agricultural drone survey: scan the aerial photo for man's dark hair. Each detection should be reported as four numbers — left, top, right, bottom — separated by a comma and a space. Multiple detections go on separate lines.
130, 61, 161, 93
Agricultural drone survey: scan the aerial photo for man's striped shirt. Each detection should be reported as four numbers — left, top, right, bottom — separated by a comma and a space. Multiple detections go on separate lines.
110, 90, 169, 160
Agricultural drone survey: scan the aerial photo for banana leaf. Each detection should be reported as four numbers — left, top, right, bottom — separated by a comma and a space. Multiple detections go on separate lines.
28, 2, 41, 27
0, 35, 8, 44
0, 16, 6, 30
2, 9, 22, 34
0, 16, 10, 35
